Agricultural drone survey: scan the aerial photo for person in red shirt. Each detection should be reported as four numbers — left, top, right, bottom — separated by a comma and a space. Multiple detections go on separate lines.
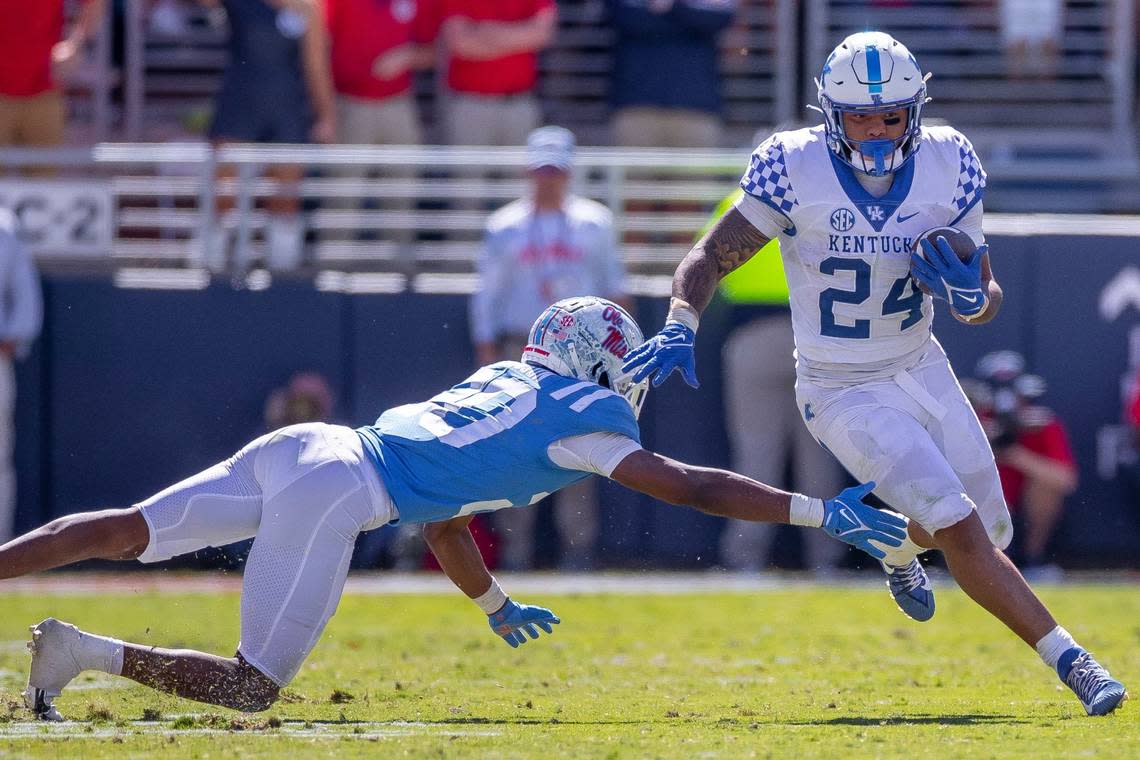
968, 351, 1078, 580
439, 0, 556, 146
321, 0, 438, 244
0, 0, 107, 147
324, 0, 438, 147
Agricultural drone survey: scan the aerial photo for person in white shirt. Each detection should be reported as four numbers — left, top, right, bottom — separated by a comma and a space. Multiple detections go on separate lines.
469, 126, 629, 570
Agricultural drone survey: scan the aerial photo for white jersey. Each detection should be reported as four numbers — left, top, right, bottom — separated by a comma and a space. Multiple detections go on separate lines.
735, 124, 986, 385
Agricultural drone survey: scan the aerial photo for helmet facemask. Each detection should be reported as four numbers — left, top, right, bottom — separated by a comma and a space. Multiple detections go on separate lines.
819, 92, 926, 177
813, 32, 932, 177
522, 297, 649, 418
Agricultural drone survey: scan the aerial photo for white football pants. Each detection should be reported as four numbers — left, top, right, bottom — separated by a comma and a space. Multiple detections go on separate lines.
796, 339, 1013, 548
136, 423, 394, 685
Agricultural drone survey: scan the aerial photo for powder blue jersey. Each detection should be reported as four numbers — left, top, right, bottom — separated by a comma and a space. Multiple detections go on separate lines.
357, 361, 641, 526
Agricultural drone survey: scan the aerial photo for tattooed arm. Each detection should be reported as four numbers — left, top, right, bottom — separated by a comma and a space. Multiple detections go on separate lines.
672, 207, 772, 315
620, 206, 772, 387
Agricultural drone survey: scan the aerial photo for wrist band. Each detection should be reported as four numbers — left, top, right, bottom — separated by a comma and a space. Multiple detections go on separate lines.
789, 493, 825, 528
473, 577, 508, 615
666, 298, 700, 332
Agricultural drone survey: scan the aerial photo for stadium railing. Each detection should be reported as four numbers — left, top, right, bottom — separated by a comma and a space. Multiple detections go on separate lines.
61, 0, 117, 143
123, 0, 229, 141
1, 142, 1139, 294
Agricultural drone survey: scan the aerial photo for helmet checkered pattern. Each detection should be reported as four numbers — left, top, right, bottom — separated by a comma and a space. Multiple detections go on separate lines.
952, 135, 987, 212
740, 139, 798, 214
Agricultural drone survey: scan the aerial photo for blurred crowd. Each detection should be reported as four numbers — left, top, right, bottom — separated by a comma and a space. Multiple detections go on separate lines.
3, 0, 1138, 152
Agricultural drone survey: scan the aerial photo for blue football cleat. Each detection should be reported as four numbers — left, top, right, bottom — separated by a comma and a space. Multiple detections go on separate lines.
1058, 648, 1128, 716
882, 558, 935, 622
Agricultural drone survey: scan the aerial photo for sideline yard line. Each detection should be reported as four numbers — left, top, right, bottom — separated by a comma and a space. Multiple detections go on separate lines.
0, 720, 505, 740
2, 571, 874, 596
1, 570, 1134, 597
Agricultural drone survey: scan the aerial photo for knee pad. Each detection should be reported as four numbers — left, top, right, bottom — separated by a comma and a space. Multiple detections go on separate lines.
980, 499, 1014, 551
917, 492, 975, 536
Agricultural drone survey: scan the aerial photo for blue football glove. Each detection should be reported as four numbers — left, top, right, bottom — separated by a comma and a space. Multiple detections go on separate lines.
487, 600, 560, 648
820, 481, 909, 560
910, 237, 988, 317
621, 322, 699, 388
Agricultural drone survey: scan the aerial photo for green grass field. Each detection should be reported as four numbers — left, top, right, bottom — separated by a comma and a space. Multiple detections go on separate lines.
0, 579, 1136, 758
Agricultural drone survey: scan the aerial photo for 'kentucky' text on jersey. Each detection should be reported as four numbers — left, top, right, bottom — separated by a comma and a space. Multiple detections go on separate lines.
737, 124, 986, 382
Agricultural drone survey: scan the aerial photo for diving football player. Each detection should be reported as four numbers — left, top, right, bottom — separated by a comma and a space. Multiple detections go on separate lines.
0, 296, 905, 720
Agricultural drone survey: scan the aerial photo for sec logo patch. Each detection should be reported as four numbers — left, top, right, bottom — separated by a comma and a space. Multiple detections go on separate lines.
830, 208, 856, 232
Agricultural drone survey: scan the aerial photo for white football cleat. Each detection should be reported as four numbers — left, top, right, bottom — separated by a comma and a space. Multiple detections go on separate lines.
24, 618, 86, 721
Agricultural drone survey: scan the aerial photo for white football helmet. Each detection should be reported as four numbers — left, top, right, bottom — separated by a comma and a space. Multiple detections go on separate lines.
816, 31, 930, 176
523, 296, 649, 417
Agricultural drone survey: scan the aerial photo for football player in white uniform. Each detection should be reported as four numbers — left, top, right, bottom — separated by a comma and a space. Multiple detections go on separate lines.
624, 32, 1127, 716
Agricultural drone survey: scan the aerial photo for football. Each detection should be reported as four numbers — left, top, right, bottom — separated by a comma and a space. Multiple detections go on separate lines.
910, 226, 977, 294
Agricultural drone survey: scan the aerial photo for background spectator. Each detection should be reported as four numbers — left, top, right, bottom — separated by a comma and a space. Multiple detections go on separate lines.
1122, 367, 1140, 516
199, 0, 336, 272
324, 0, 437, 147
708, 190, 848, 574
970, 351, 1078, 580
469, 126, 628, 570
216, 370, 337, 567
0, 211, 44, 543
0, 0, 108, 149
322, 0, 438, 245
264, 371, 335, 429
606, 0, 735, 148
439, 0, 555, 146
999, 0, 1063, 79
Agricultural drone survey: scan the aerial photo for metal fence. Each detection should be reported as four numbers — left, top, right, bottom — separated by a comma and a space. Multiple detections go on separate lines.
2, 143, 1140, 295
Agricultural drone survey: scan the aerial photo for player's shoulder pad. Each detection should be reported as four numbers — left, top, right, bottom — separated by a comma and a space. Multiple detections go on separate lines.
740, 130, 808, 215
922, 125, 987, 213
485, 198, 532, 235
587, 391, 641, 441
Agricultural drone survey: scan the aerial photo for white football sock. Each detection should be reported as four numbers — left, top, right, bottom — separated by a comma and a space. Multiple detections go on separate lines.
76, 631, 125, 676
1035, 625, 1078, 670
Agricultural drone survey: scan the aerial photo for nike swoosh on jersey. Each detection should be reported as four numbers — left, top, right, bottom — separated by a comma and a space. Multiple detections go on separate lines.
896, 211, 920, 223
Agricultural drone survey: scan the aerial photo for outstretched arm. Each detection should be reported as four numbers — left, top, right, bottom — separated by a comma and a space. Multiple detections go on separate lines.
611, 450, 796, 523
621, 208, 770, 387
424, 517, 560, 648
609, 450, 907, 560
